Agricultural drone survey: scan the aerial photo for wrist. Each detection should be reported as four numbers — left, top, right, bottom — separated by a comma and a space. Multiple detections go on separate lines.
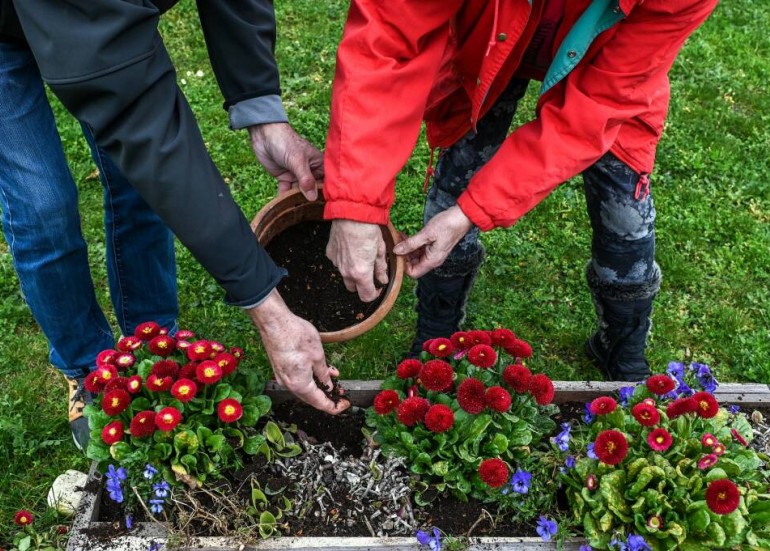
247, 289, 291, 332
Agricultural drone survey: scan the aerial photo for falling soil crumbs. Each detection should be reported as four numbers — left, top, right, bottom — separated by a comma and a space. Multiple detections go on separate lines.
89, 401, 770, 543
265, 221, 386, 332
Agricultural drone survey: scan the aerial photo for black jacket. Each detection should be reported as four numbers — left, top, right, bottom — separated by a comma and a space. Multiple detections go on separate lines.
0, 1, 23, 43
10, 0, 286, 307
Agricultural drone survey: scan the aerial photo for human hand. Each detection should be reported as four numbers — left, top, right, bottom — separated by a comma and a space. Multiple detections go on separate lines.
248, 122, 324, 201
393, 206, 474, 278
326, 220, 388, 302
248, 289, 349, 414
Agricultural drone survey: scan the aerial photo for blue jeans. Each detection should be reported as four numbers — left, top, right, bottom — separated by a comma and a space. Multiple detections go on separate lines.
0, 42, 178, 378
426, 78, 657, 286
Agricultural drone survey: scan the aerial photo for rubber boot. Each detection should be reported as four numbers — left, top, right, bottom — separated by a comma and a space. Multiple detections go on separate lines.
584, 262, 661, 382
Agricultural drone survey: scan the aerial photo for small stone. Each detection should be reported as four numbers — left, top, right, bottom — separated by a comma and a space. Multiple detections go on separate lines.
324, 455, 335, 463
47, 470, 88, 516
345, 473, 360, 485
382, 519, 394, 530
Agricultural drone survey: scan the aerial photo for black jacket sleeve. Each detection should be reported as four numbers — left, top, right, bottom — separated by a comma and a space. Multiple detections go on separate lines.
12, 0, 284, 307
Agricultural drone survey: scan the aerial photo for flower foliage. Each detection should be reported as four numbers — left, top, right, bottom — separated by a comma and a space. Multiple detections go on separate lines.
366, 328, 557, 502
561, 362, 770, 550
84, 325, 279, 513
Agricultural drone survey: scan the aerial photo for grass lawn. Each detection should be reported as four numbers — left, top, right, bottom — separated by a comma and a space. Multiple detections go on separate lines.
1, 0, 769, 544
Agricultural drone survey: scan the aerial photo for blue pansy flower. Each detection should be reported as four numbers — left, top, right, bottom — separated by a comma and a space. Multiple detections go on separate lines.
536, 516, 558, 542
510, 469, 532, 494
583, 402, 595, 424
552, 423, 571, 452
143, 464, 158, 480
416, 528, 441, 551
627, 534, 652, 551
618, 386, 635, 407
587, 442, 598, 460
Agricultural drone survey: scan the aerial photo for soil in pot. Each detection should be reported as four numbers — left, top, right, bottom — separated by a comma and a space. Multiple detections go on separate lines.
264, 221, 386, 332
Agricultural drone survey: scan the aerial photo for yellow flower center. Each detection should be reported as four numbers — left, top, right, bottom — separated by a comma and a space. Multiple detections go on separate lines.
111, 397, 120, 407
218, 360, 228, 367
179, 386, 189, 395
718, 491, 726, 500
142, 328, 152, 334
438, 344, 447, 351
20, 516, 29, 524
656, 436, 664, 444
204, 367, 215, 378
163, 414, 173, 423
103, 372, 112, 380
195, 345, 205, 353
607, 442, 616, 452
225, 405, 235, 415
158, 341, 168, 349
109, 428, 117, 436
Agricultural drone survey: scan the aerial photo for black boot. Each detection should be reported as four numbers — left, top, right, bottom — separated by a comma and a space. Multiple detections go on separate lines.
584, 263, 661, 382
407, 268, 479, 358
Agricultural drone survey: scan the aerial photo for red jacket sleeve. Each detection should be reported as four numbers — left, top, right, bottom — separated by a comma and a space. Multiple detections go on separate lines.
323, 0, 463, 225
457, 0, 718, 231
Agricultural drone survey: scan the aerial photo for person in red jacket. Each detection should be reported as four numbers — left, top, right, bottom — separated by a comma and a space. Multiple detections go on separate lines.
323, 0, 718, 381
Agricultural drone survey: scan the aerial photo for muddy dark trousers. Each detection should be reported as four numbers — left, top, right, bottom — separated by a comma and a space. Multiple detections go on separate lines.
582, 154, 660, 381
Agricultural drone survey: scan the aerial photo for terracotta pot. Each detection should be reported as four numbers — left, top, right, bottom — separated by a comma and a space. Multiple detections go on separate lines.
251, 187, 404, 343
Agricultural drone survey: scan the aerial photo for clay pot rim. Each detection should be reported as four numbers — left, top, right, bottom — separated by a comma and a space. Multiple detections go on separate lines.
251, 187, 405, 343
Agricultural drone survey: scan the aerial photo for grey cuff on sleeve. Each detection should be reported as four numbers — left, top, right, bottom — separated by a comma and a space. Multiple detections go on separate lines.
228, 95, 288, 130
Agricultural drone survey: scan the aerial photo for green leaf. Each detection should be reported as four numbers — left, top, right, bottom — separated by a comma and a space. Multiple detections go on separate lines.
109, 441, 132, 462
137, 358, 154, 379
264, 421, 285, 448
87, 441, 110, 462
688, 507, 711, 533
721, 509, 747, 540
205, 434, 227, 453
433, 461, 449, 476
251, 488, 268, 507
705, 522, 726, 547
600, 470, 632, 522
243, 434, 266, 455
240, 405, 259, 427
399, 431, 414, 447
275, 443, 302, 458
259, 511, 277, 539
180, 454, 198, 471
254, 395, 272, 417
705, 467, 728, 482
174, 430, 199, 455
212, 383, 232, 402
18, 536, 31, 551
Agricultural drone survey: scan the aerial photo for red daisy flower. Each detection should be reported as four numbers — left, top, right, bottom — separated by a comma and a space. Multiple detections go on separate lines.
698, 454, 719, 470
490, 328, 516, 348
428, 338, 454, 358
213, 352, 238, 376
130, 410, 156, 437
647, 515, 663, 530
217, 398, 243, 423
148, 335, 176, 357
666, 397, 698, 419
692, 391, 719, 419
585, 474, 598, 491
96, 349, 118, 366
13, 510, 33, 526
396, 359, 422, 379
175, 329, 195, 340
632, 403, 660, 427
705, 479, 740, 515
647, 427, 673, 452
502, 364, 532, 394
595, 429, 629, 465
713, 443, 726, 456
529, 374, 555, 406
94, 364, 118, 384
196, 360, 223, 385
450, 331, 472, 350
178, 362, 198, 381
646, 374, 676, 395
176, 340, 192, 352
151, 359, 180, 379
101, 421, 125, 445
478, 458, 509, 488
462, 330, 489, 347
187, 340, 212, 361
701, 433, 718, 447
421, 339, 434, 353
117, 335, 142, 352
642, 398, 656, 407
373, 390, 400, 414
104, 376, 130, 393
396, 397, 430, 426
134, 321, 161, 341
230, 346, 244, 359
731, 428, 748, 447
590, 396, 618, 416
457, 378, 487, 414
210, 341, 225, 354
485, 386, 512, 412
155, 406, 182, 431
146, 374, 173, 393
424, 404, 455, 433
419, 360, 455, 391
467, 344, 497, 368
171, 379, 198, 403
114, 353, 135, 371
126, 375, 143, 394
505, 339, 533, 359
102, 389, 131, 416
84, 371, 106, 393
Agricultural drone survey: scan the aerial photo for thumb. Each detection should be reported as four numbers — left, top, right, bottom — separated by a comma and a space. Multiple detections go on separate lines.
374, 239, 389, 286
393, 231, 432, 256
287, 155, 318, 201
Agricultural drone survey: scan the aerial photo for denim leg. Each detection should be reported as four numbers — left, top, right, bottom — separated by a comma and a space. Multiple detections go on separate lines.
0, 42, 113, 378
82, 127, 178, 337
425, 78, 530, 277
582, 152, 657, 286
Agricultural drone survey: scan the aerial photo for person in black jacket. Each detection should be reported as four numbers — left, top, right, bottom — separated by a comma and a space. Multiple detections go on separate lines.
7, 0, 349, 415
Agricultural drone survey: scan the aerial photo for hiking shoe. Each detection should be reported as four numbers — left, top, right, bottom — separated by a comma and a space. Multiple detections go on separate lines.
66, 375, 94, 451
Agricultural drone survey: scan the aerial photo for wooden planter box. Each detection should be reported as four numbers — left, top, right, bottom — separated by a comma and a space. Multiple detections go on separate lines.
67, 381, 770, 551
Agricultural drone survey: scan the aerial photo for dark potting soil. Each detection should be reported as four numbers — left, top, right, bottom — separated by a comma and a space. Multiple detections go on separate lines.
264, 221, 386, 332
271, 400, 365, 456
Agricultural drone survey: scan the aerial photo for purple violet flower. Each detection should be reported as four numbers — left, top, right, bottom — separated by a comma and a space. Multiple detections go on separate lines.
627, 534, 652, 551
694, 363, 718, 393
552, 422, 571, 452
510, 469, 532, 494
587, 442, 598, 460
728, 404, 740, 414
583, 402, 595, 424
618, 386, 635, 407
536, 516, 558, 542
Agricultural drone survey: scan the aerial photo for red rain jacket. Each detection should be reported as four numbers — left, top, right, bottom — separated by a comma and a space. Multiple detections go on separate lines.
323, 0, 717, 231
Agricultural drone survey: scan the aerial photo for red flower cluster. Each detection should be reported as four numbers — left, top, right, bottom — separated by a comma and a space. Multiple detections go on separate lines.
427, 338, 454, 358
420, 360, 454, 391
218, 398, 243, 423
457, 378, 486, 414
155, 407, 182, 431
373, 390, 400, 414
589, 396, 617, 416
478, 458, 509, 488
594, 429, 629, 465
13, 510, 33, 526
632, 402, 660, 426
646, 374, 676, 395
450, 331, 471, 350
705, 479, 740, 515
485, 386, 512, 412
467, 330, 492, 347
647, 428, 673, 452
490, 328, 516, 348
505, 339, 532, 359
397, 397, 430, 426
102, 389, 130, 416
171, 379, 198, 403
102, 421, 125, 445
396, 359, 421, 379
196, 360, 223, 385
666, 397, 698, 419
134, 321, 161, 341
148, 335, 176, 357
503, 364, 531, 394
529, 374, 554, 405
424, 404, 455, 433
214, 352, 239, 376
467, 344, 497, 368
692, 391, 719, 418
130, 410, 156, 438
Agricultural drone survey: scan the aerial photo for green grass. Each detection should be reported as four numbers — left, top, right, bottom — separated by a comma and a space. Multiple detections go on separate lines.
2, 0, 769, 543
